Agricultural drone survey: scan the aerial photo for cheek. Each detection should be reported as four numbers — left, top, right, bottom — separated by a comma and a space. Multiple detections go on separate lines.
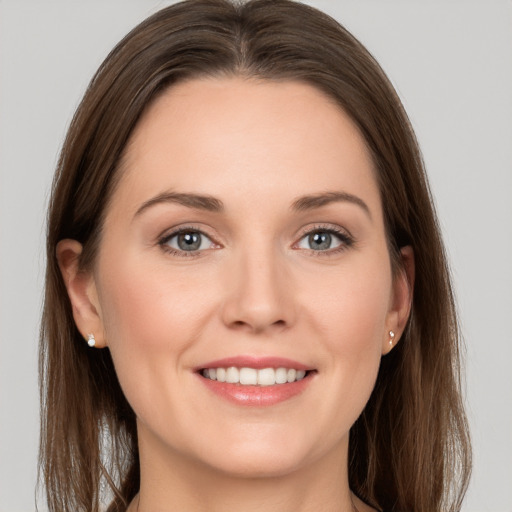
312, 258, 392, 348
307, 254, 392, 401
313, 269, 390, 435
94, 254, 216, 409
97, 256, 210, 350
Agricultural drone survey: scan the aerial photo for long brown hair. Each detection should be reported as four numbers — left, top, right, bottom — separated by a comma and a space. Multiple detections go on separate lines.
40, 1, 471, 510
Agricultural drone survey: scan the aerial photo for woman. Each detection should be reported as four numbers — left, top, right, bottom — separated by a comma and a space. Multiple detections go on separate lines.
39, 0, 471, 511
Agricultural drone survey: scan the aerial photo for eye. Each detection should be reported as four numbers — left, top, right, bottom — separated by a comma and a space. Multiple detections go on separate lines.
160, 228, 215, 254
296, 227, 353, 252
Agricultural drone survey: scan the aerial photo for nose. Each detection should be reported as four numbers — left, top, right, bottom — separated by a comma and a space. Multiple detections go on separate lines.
220, 245, 296, 334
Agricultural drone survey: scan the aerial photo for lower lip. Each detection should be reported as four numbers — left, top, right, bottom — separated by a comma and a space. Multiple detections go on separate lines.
198, 373, 313, 406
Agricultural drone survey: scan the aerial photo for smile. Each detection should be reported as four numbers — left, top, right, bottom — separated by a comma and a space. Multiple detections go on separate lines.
196, 357, 315, 406
201, 367, 307, 386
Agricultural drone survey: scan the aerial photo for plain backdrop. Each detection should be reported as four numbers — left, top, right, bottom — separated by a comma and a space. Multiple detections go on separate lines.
1, 1, 511, 511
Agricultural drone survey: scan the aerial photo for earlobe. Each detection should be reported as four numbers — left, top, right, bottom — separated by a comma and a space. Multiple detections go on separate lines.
56, 239, 106, 348
383, 245, 415, 355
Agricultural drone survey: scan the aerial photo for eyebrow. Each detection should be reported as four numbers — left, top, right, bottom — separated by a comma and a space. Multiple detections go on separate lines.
134, 190, 371, 219
134, 191, 224, 217
290, 191, 372, 219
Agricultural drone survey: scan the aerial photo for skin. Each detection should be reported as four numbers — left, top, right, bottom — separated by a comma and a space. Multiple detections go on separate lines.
58, 77, 413, 512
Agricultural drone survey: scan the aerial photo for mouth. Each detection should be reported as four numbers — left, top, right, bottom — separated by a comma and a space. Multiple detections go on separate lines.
195, 357, 316, 406
200, 366, 309, 386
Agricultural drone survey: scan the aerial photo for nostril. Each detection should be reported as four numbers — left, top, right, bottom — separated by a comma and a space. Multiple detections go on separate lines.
228, 318, 287, 332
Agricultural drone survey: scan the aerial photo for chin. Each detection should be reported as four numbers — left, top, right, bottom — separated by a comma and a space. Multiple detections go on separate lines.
188, 428, 332, 479
203, 451, 306, 479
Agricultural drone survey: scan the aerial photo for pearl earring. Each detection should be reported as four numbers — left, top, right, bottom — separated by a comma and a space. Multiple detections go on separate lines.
389, 330, 395, 346
87, 333, 96, 347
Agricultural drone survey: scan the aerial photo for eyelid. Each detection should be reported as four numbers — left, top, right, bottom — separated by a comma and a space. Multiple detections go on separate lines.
156, 222, 354, 257
293, 223, 355, 253
157, 224, 221, 257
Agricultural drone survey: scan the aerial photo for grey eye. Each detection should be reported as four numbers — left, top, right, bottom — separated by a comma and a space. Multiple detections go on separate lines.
309, 232, 332, 250
166, 231, 212, 252
297, 230, 343, 251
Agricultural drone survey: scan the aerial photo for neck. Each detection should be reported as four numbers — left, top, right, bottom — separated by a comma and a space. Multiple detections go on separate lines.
134, 426, 357, 512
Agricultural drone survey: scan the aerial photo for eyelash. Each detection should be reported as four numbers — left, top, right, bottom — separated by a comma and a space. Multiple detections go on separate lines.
157, 224, 355, 258
295, 224, 355, 256
158, 225, 214, 258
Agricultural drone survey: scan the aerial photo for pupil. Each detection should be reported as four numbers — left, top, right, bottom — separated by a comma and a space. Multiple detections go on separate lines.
309, 232, 331, 250
178, 232, 201, 251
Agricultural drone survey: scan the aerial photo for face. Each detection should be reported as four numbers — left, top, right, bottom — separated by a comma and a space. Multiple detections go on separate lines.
77, 78, 408, 478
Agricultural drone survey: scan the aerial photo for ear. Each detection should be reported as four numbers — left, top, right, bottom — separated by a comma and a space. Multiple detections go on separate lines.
382, 245, 415, 355
56, 239, 107, 348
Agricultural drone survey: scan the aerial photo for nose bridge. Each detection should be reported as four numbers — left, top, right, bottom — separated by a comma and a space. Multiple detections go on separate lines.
221, 235, 294, 333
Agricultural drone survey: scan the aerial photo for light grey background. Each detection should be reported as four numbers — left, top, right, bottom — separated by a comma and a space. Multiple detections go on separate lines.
1, 1, 511, 511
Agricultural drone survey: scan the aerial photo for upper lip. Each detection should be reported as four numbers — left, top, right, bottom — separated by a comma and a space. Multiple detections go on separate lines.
195, 355, 312, 372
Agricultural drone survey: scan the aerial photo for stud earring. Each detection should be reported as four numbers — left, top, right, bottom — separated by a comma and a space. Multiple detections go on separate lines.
87, 333, 96, 347
389, 330, 395, 346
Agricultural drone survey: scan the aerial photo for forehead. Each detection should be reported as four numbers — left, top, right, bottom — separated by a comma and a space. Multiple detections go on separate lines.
113, 77, 381, 218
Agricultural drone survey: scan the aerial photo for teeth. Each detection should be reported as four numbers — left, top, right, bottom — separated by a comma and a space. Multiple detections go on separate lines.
226, 367, 239, 383
258, 368, 276, 386
239, 367, 258, 385
202, 366, 308, 386
287, 368, 296, 382
275, 367, 288, 384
